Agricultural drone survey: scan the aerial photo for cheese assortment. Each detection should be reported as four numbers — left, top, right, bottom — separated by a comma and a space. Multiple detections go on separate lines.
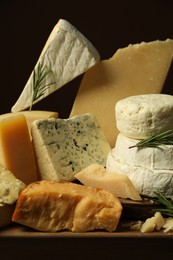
11, 19, 100, 112
70, 39, 173, 147
12, 180, 122, 232
31, 113, 111, 181
0, 163, 25, 227
0, 17, 173, 232
107, 94, 173, 198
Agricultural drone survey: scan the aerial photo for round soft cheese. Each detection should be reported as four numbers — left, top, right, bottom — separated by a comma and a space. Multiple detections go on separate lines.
115, 133, 173, 170
115, 94, 173, 139
106, 149, 173, 198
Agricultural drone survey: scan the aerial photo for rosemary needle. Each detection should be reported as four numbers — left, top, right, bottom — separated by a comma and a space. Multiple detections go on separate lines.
29, 63, 55, 111
129, 130, 173, 149
152, 192, 173, 217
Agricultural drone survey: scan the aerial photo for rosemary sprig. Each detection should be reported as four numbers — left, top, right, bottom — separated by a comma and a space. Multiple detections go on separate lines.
129, 130, 173, 149
29, 63, 55, 111
153, 192, 173, 217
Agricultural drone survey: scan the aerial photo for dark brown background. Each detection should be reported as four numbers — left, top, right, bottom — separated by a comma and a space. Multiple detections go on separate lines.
1, 0, 173, 117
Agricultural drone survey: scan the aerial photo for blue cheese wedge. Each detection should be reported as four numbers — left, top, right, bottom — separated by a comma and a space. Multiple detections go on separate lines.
31, 113, 111, 181
11, 19, 100, 112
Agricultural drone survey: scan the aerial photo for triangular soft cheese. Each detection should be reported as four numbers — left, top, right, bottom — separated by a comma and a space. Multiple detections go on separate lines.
11, 19, 100, 112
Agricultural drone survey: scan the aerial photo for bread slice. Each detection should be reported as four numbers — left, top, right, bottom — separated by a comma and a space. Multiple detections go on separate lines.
12, 180, 122, 232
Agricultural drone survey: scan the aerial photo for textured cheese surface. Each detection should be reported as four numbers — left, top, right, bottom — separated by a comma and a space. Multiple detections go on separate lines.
116, 94, 173, 139
31, 113, 111, 181
114, 133, 173, 170
0, 163, 25, 206
106, 149, 173, 198
12, 180, 122, 232
11, 19, 100, 112
75, 164, 142, 201
0, 114, 38, 184
70, 39, 173, 147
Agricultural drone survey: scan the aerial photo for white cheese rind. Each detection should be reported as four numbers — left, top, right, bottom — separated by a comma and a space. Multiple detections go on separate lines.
115, 133, 173, 170
11, 19, 100, 112
115, 94, 173, 139
31, 113, 111, 181
106, 149, 173, 198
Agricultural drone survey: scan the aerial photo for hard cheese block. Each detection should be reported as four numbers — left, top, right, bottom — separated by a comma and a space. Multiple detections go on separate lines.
70, 39, 173, 147
2, 110, 58, 139
75, 164, 142, 201
11, 19, 100, 112
0, 163, 25, 227
0, 114, 38, 184
12, 180, 122, 232
31, 113, 111, 181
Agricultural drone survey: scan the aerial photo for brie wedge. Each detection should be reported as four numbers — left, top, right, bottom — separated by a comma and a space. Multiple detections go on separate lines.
11, 19, 100, 112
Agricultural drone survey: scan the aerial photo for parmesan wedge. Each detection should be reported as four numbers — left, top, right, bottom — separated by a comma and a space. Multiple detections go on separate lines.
75, 164, 142, 201
12, 180, 122, 232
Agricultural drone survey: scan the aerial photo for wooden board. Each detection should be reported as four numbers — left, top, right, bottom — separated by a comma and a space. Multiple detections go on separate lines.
0, 223, 173, 260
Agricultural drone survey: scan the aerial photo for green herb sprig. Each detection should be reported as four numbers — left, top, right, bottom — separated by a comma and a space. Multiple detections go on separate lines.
153, 192, 173, 217
129, 130, 173, 149
29, 63, 55, 111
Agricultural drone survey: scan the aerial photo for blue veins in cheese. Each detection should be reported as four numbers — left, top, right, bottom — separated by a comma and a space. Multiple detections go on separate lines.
31, 113, 111, 181
11, 19, 100, 112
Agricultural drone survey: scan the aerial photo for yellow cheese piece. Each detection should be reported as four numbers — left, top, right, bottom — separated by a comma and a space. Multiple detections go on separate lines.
0, 114, 38, 184
70, 39, 173, 147
5, 110, 58, 138
75, 164, 142, 201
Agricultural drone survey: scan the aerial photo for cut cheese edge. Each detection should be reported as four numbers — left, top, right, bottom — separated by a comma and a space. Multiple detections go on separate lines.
75, 164, 142, 201
2, 110, 58, 139
0, 163, 25, 227
11, 19, 100, 112
31, 113, 111, 181
70, 39, 173, 147
0, 163, 25, 206
0, 114, 38, 184
12, 180, 122, 232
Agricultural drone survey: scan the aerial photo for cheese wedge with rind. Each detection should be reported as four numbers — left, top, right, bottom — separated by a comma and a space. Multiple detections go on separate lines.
75, 164, 142, 201
31, 113, 111, 181
11, 19, 100, 112
1, 110, 58, 139
70, 39, 173, 147
0, 114, 38, 184
12, 180, 122, 232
